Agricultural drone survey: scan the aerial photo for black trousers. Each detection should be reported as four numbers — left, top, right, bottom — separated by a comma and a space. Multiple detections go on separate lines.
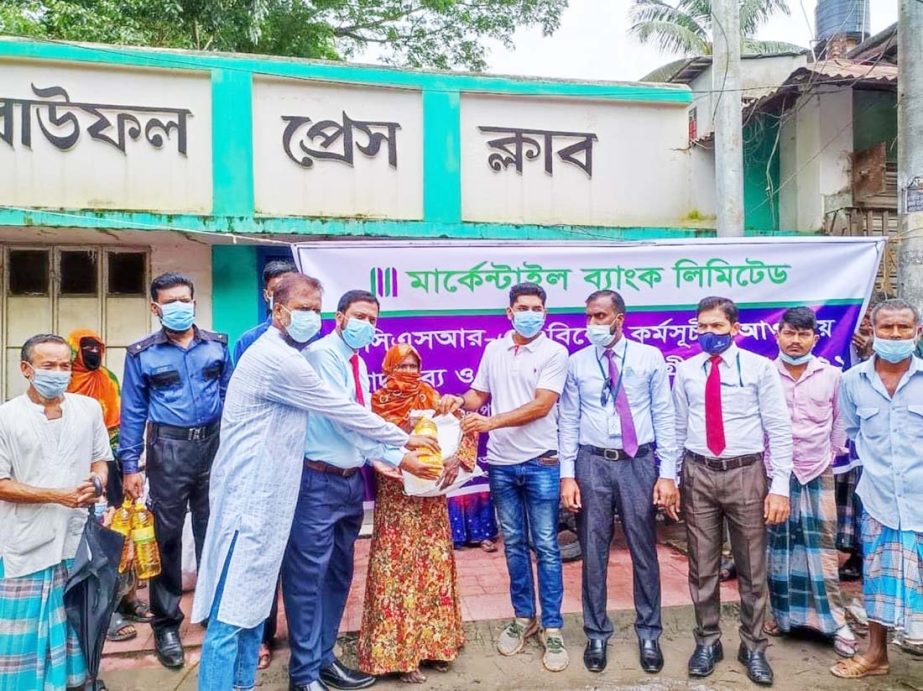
145, 426, 220, 633
575, 445, 662, 642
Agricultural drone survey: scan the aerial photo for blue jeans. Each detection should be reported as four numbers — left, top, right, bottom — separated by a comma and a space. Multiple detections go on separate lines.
489, 457, 564, 629
198, 534, 265, 691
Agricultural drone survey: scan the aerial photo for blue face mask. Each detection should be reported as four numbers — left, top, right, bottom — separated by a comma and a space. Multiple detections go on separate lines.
779, 351, 813, 366
873, 337, 916, 363
698, 332, 734, 355
342, 317, 376, 350
512, 311, 545, 338
283, 306, 321, 345
28, 365, 71, 400
158, 300, 195, 332
586, 324, 617, 349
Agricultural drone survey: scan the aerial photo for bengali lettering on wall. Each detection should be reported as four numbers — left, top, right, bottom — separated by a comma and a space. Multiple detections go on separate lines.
0, 61, 211, 212
460, 94, 692, 227
252, 77, 424, 219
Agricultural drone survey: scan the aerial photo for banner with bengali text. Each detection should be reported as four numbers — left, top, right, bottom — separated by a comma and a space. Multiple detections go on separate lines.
294, 237, 885, 497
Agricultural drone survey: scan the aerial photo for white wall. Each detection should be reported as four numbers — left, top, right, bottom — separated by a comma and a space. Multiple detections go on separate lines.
777, 87, 853, 231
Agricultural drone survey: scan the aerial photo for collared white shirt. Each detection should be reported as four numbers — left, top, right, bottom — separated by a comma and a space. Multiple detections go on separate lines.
672, 343, 793, 497
471, 331, 568, 465
0, 393, 112, 579
839, 355, 923, 532
558, 338, 677, 479
774, 357, 847, 485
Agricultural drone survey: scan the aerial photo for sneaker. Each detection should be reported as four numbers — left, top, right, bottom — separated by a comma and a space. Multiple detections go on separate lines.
541, 628, 569, 672
497, 617, 538, 656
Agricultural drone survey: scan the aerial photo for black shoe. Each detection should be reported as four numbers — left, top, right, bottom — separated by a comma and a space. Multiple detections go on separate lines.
639, 638, 664, 673
319, 659, 376, 690
688, 641, 723, 677
738, 644, 774, 686
289, 682, 330, 691
583, 639, 607, 673
153, 628, 184, 669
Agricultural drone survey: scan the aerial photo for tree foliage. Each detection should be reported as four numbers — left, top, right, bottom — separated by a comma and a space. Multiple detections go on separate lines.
629, 0, 803, 56
0, 0, 568, 70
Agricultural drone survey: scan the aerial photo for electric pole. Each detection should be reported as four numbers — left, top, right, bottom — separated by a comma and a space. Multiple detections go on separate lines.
712, 0, 744, 237
898, 0, 923, 307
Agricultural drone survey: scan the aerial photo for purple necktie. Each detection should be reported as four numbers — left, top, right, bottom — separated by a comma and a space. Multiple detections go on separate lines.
605, 349, 639, 457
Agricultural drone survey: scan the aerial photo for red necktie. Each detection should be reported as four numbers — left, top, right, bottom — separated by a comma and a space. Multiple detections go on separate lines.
350, 353, 365, 406
705, 355, 726, 456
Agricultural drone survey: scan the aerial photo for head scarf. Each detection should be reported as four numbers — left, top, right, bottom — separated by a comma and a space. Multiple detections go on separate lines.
67, 328, 121, 431
371, 344, 440, 426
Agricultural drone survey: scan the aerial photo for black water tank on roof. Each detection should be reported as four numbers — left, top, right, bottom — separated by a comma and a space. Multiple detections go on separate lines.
815, 0, 870, 42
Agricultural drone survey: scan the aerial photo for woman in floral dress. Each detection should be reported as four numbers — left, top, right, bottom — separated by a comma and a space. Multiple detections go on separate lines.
357, 344, 473, 683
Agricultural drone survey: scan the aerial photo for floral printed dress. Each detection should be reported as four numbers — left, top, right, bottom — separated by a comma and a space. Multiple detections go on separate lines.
356, 440, 475, 674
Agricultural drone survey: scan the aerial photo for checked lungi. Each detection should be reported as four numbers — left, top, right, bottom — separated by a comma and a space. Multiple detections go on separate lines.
861, 514, 923, 644
835, 465, 863, 553
0, 559, 86, 691
768, 470, 846, 635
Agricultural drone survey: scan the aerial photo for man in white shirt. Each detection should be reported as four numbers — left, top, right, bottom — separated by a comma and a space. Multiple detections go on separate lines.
439, 282, 570, 672
0, 334, 112, 690
558, 290, 679, 675
673, 297, 793, 687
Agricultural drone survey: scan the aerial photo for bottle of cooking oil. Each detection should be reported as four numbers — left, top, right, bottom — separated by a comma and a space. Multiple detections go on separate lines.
110, 499, 134, 573
411, 416, 443, 472
131, 501, 162, 579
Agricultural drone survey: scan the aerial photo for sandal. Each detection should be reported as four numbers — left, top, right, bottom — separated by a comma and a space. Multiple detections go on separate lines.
833, 632, 858, 658
400, 669, 427, 683
763, 621, 782, 637
118, 599, 154, 623
257, 643, 272, 670
719, 557, 737, 582
424, 660, 450, 673
830, 656, 890, 679
106, 613, 137, 642
479, 539, 498, 553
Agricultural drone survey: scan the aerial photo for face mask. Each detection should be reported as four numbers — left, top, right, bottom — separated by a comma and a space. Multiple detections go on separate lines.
282, 306, 321, 344
698, 332, 733, 355
158, 301, 195, 332
586, 324, 617, 349
512, 311, 545, 338
81, 348, 102, 371
28, 365, 71, 400
779, 351, 813, 366
342, 317, 376, 350
872, 337, 916, 363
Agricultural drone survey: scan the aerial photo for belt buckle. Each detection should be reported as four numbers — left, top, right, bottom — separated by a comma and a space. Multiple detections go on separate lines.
603, 448, 622, 461
189, 427, 203, 441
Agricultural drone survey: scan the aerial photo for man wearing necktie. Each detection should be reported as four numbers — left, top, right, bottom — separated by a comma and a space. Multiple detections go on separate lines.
282, 290, 441, 691
559, 290, 679, 675
672, 296, 793, 687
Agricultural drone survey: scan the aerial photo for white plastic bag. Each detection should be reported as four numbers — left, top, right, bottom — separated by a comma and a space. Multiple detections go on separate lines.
402, 411, 484, 497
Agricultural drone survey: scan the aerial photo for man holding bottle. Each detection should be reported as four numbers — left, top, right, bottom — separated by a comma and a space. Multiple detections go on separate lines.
118, 272, 233, 669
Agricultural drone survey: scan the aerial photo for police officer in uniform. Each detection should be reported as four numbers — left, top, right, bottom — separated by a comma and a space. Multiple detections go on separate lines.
118, 272, 233, 669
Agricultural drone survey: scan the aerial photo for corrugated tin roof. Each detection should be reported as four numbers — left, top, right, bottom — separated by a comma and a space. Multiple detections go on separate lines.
787, 58, 897, 84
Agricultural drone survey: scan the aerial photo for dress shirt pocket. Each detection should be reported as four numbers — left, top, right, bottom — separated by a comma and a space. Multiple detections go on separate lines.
721, 381, 757, 416
906, 405, 923, 439
202, 362, 224, 381
149, 369, 181, 389
856, 406, 884, 440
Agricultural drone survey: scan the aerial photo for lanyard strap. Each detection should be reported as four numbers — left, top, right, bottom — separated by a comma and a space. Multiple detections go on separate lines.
701, 351, 744, 387
597, 343, 627, 407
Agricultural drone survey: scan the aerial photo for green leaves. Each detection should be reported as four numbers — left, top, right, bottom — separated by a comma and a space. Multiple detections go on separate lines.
0, 0, 567, 71
629, 0, 801, 57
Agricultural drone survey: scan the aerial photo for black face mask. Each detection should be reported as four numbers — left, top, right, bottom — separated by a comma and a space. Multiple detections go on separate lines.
81, 348, 102, 371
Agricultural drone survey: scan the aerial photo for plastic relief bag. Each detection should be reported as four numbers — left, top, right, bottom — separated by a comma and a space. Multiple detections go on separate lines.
402, 410, 484, 497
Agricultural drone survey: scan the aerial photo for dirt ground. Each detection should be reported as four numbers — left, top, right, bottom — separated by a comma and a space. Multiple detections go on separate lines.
100, 604, 923, 691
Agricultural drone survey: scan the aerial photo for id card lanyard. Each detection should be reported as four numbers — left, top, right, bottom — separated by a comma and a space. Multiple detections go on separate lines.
597, 342, 628, 409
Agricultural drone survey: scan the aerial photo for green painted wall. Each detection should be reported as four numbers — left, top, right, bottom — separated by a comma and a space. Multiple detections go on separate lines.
212, 245, 259, 345
853, 89, 898, 162
743, 114, 780, 232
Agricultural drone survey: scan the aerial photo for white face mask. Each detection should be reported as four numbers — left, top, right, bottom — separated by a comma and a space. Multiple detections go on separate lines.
586, 324, 616, 348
